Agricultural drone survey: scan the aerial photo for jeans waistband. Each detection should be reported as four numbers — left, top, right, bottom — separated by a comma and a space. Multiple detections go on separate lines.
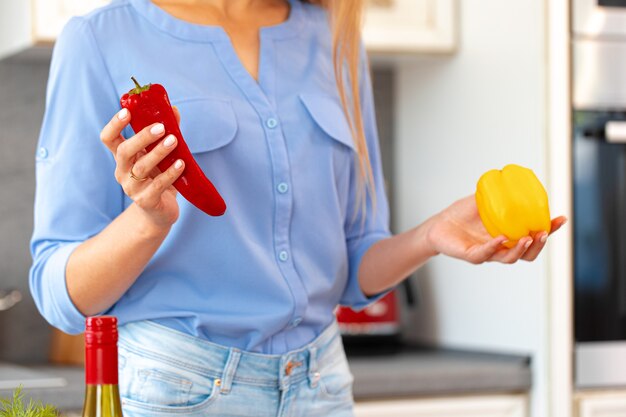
118, 320, 341, 390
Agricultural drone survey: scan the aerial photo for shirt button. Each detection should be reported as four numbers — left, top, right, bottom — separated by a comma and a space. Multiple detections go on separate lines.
278, 251, 289, 262
37, 147, 48, 159
291, 317, 302, 327
277, 182, 289, 194
266, 118, 278, 129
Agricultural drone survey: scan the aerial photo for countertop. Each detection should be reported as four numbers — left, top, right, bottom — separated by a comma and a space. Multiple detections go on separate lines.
0, 343, 531, 411
0, 365, 83, 412
344, 341, 531, 400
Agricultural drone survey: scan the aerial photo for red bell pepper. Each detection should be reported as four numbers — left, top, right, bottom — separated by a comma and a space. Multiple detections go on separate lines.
120, 77, 226, 217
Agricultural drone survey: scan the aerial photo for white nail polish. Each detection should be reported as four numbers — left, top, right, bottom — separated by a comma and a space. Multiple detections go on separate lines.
174, 160, 183, 169
118, 108, 128, 120
524, 240, 532, 248
150, 124, 165, 135
540, 234, 548, 243
163, 135, 175, 147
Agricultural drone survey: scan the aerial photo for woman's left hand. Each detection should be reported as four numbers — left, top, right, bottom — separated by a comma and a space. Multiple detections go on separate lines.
426, 195, 567, 264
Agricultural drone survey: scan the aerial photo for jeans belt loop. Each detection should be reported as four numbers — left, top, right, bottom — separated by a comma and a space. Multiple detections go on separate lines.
308, 346, 320, 388
220, 348, 241, 395
279, 355, 291, 391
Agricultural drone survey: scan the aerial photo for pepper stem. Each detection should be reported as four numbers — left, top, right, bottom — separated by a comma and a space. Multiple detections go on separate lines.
129, 76, 151, 95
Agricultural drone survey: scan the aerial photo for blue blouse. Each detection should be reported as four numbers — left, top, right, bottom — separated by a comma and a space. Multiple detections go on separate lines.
29, 0, 391, 354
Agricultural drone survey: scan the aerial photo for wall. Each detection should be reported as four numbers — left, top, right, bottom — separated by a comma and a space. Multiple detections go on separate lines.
0, 1, 32, 60
394, 1, 548, 416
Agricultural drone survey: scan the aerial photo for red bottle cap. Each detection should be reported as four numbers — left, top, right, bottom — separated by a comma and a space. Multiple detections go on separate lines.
85, 316, 119, 385
85, 316, 118, 346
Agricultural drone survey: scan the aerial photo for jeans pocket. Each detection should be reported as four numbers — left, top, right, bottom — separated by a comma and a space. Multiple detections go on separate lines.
319, 367, 354, 400
119, 346, 220, 414
137, 368, 193, 405
317, 339, 354, 400
121, 382, 220, 416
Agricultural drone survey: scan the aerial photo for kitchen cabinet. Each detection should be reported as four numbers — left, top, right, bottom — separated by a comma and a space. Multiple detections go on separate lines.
33, 0, 457, 54
354, 395, 528, 417
575, 391, 626, 417
362, 0, 456, 54
33, 0, 109, 42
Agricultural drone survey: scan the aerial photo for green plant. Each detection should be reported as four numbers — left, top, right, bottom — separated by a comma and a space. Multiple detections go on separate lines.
0, 387, 59, 417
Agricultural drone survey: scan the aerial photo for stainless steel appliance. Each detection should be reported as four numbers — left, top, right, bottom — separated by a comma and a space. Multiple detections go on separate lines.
573, 0, 626, 388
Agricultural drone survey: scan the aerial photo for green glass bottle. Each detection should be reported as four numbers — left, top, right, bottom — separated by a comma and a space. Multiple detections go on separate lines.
82, 316, 123, 417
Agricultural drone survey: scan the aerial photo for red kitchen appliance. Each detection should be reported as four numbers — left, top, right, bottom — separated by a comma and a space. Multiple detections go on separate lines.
335, 279, 416, 343
336, 291, 401, 336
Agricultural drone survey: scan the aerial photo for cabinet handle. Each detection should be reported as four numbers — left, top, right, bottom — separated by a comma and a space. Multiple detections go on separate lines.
0, 289, 22, 311
606, 121, 626, 143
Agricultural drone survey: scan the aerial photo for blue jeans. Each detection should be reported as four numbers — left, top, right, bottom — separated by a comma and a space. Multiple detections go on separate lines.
117, 320, 355, 417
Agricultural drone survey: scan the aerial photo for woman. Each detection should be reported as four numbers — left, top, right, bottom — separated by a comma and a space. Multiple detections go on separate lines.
29, 0, 566, 416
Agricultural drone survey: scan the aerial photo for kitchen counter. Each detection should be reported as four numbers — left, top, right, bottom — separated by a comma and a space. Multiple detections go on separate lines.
345, 342, 532, 400
0, 344, 531, 411
0, 365, 83, 412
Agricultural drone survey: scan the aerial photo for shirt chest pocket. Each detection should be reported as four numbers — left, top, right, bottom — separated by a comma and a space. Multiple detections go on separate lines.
299, 93, 357, 154
172, 97, 238, 155
299, 94, 357, 202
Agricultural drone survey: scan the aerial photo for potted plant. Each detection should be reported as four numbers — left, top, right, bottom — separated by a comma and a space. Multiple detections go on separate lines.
0, 388, 58, 417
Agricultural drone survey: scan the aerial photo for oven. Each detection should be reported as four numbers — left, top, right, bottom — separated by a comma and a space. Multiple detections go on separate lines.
573, 0, 626, 388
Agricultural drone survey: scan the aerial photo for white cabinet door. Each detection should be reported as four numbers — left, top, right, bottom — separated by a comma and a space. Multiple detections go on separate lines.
33, 0, 457, 54
576, 391, 626, 417
362, 0, 457, 54
354, 395, 528, 417
33, 0, 111, 42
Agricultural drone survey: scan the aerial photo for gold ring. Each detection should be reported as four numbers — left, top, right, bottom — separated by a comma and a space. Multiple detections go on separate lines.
129, 166, 148, 182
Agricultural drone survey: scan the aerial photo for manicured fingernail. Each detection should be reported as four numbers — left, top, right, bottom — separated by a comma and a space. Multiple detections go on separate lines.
118, 108, 128, 120
540, 234, 548, 243
524, 240, 533, 248
174, 159, 183, 169
163, 135, 176, 147
151, 123, 165, 135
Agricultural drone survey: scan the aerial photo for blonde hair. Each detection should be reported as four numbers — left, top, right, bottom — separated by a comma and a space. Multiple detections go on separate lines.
305, 0, 374, 215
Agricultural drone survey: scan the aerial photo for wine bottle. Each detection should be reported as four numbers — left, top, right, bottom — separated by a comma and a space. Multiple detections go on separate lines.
82, 316, 123, 417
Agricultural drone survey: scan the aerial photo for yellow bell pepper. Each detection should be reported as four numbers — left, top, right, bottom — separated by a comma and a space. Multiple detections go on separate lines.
475, 164, 551, 248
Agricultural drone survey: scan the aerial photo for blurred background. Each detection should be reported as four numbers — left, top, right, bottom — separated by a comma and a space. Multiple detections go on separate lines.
2, 0, 625, 416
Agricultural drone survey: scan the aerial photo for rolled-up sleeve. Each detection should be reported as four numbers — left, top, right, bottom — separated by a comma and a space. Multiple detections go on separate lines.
339, 46, 393, 310
29, 17, 122, 334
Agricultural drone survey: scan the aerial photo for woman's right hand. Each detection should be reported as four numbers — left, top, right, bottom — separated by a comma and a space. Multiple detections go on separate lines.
100, 107, 185, 230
